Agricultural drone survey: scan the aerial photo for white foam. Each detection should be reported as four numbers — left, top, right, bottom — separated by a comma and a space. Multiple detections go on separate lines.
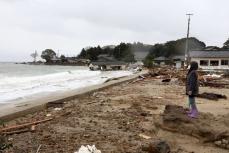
0, 69, 132, 103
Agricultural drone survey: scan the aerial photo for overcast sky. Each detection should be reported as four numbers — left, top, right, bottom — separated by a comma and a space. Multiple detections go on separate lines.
0, 0, 228, 62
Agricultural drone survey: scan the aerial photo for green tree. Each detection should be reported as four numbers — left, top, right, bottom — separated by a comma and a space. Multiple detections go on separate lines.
85, 46, 101, 60
113, 43, 135, 62
77, 48, 87, 58
60, 55, 67, 63
223, 38, 229, 50
146, 37, 206, 59
41, 49, 56, 63
143, 54, 154, 68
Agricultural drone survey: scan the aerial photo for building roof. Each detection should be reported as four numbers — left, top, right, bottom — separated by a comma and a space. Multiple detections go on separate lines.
190, 51, 229, 58
51, 56, 61, 61
91, 61, 127, 66
171, 55, 185, 61
97, 54, 115, 61
153, 56, 170, 61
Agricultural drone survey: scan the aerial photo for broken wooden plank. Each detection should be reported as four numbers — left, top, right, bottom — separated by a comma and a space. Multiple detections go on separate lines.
162, 78, 171, 82
0, 118, 53, 133
46, 101, 65, 108
36, 145, 42, 153
197, 92, 227, 101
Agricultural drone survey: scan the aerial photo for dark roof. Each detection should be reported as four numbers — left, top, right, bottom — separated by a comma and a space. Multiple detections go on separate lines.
153, 56, 170, 61
190, 51, 229, 58
97, 54, 115, 61
171, 55, 185, 61
91, 61, 127, 66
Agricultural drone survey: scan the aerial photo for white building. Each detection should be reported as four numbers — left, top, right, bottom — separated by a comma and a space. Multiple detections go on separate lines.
190, 51, 229, 70
171, 55, 185, 69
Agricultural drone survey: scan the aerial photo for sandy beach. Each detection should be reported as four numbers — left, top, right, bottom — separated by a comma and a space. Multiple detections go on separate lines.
1, 70, 229, 153
0, 71, 144, 121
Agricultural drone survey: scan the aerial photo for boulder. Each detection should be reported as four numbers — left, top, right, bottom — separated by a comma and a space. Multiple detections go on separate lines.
141, 139, 170, 153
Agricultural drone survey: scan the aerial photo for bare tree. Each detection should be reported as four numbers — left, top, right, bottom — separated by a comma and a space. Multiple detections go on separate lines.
31, 50, 39, 63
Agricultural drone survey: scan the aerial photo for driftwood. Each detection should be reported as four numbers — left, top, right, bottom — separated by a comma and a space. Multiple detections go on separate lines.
162, 78, 171, 82
197, 92, 227, 101
201, 82, 229, 88
36, 145, 42, 153
46, 101, 65, 108
0, 118, 53, 133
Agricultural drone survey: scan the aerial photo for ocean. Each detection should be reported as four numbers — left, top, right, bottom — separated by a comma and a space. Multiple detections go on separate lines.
0, 63, 133, 104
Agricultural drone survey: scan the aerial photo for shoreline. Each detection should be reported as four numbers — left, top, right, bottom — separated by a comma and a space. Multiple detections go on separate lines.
2, 70, 229, 153
0, 70, 147, 121
1, 68, 229, 153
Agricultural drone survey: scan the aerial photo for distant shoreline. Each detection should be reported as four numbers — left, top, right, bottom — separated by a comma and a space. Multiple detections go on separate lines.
15, 62, 89, 66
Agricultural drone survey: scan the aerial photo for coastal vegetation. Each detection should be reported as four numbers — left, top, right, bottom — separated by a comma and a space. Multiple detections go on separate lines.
143, 37, 206, 67
77, 37, 207, 67
223, 38, 229, 49
77, 43, 135, 62
41, 49, 57, 63
38, 37, 229, 66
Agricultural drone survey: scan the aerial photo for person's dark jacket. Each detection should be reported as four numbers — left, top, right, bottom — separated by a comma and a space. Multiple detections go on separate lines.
186, 70, 199, 96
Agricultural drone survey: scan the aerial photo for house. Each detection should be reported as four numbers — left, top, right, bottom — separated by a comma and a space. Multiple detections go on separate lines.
153, 56, 171, 65
171, 55, 185, 68
190, 51, 229, 70
66, 57, 90, 65
89, 54, 127, 71
50, 56, 90, 65
50, 56, 61, 64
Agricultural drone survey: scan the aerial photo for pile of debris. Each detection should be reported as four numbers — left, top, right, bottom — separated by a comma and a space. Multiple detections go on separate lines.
156, 105, 229, 150
199, 73, 229, 88
197, 92, 227, 101
133, 67, 187, 84
141, 67, 229, 88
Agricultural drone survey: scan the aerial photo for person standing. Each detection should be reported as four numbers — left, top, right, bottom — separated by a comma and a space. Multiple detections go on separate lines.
186, 61, 199, 118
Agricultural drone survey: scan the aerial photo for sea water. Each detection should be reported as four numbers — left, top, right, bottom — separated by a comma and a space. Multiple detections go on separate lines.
0, 63, 133, 103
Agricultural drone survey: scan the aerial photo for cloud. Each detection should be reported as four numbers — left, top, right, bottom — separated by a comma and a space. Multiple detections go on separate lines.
0, 0, 228, 61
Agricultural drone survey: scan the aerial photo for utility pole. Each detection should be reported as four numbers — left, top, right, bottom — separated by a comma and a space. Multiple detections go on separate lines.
185, 13, 193, 67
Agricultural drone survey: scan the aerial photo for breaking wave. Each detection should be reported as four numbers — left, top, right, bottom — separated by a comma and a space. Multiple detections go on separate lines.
0, 68, 132, 103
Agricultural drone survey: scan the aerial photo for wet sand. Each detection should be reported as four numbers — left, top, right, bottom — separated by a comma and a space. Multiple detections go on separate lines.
0, 71, 146, 121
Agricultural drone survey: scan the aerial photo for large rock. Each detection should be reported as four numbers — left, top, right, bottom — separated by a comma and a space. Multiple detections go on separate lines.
141, 139, 170, 153
163, 105, 191, 123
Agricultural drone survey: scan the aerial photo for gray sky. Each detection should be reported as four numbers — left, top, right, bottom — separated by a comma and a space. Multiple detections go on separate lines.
0, 0, 228, 62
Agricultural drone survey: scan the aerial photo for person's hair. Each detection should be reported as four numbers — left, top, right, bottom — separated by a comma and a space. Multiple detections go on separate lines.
188, 61, 198, 74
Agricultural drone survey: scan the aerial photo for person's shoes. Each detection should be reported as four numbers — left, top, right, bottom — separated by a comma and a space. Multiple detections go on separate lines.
188, 108, 198, 118
186, 110, 192, 114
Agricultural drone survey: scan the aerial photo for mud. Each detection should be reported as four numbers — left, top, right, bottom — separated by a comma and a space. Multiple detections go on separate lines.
1, 76, 229, 153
